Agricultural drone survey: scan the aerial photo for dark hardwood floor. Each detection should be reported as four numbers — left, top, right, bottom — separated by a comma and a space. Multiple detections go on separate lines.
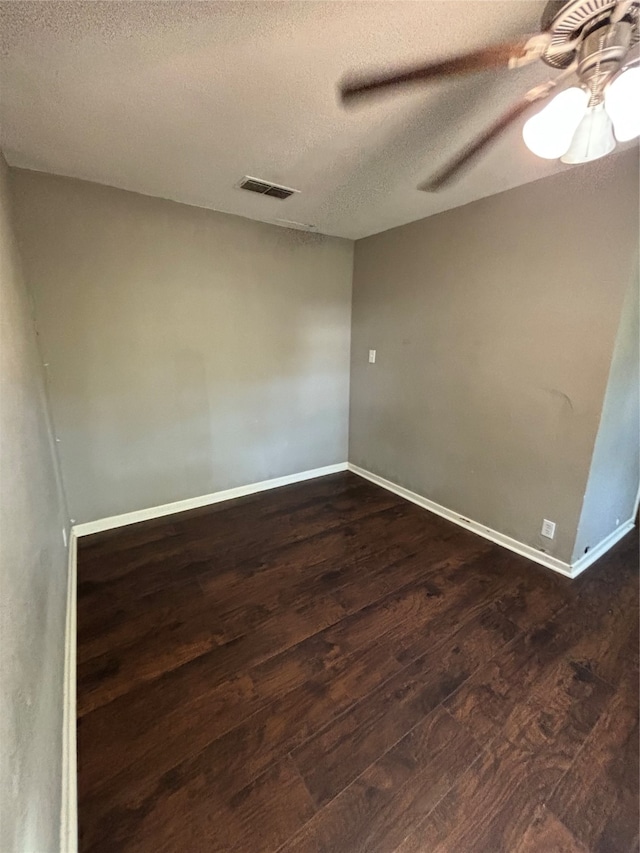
77, 471, 639, 853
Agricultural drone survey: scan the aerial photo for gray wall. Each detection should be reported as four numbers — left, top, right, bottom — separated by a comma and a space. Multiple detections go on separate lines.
349, 151, 639, 563
572, 271, 640, 561
0, 155, 69, 850
10, 170, 353, 524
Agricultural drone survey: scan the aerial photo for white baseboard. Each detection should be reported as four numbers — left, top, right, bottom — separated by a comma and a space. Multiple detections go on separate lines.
60, 532, 78, 853
570, 520, 635, 577
348, 463, 635, 579
59, 459, 633, 845
72, 462, 348, 537
62, 462, 348, 848
347, 463, 574, 577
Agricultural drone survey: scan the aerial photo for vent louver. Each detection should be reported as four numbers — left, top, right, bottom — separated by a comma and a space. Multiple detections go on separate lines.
237, 176, 299, 200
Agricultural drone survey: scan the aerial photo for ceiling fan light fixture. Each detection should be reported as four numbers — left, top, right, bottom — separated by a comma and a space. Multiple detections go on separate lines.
605, 67, 640, 141
561, 101, 617, 164
522, 87, 589, 159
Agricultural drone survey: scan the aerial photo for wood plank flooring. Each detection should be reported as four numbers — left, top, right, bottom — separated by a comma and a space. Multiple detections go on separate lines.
77, 471, 639, 853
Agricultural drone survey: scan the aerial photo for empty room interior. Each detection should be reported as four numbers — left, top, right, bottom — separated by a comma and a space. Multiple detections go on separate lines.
2, 2, 640, 852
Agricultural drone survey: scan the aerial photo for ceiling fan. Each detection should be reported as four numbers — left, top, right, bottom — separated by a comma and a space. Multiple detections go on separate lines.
339, 0, 640, 191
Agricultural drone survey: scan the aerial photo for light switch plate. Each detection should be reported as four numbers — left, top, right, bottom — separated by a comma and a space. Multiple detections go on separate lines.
541, 519, 556, 539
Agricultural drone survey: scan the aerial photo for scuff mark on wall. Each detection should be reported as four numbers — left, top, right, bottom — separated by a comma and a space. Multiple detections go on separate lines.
544, 388, 575, 413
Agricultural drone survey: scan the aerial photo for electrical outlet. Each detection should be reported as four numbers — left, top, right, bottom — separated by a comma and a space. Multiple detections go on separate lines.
541, 519, 556, 539
62, 528, 67, 547
368, 349, 376, 364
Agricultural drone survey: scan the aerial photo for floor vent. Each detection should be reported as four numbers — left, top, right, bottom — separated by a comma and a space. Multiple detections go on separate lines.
237, 176, 299, 199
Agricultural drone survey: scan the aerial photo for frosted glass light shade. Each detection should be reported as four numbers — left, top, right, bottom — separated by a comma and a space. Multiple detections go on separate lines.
522, 88, 589, 159
561, 102, 616, 164
605, 67, 640, 142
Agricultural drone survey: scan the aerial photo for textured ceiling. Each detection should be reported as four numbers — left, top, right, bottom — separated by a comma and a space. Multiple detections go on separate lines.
0, 1, 636, 239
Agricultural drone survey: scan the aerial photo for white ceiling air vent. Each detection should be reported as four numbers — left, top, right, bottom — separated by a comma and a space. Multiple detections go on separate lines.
237, 176, 300, 199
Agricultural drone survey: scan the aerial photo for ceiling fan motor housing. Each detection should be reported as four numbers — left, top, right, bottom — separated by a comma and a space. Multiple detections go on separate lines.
578, 20, 634, 95
541, 0, 639, 69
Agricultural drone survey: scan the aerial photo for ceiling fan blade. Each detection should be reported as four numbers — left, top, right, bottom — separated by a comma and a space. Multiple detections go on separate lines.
421, 63, 579, 191
420, 92, 549, 192
340, 35, 542, 103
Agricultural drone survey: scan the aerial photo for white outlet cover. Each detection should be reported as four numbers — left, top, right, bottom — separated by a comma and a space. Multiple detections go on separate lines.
368, 349, 376, 363
541, 519, 556, 539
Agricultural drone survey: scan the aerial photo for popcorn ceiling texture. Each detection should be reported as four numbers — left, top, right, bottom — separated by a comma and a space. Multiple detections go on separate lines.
2, 0, 634, 240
